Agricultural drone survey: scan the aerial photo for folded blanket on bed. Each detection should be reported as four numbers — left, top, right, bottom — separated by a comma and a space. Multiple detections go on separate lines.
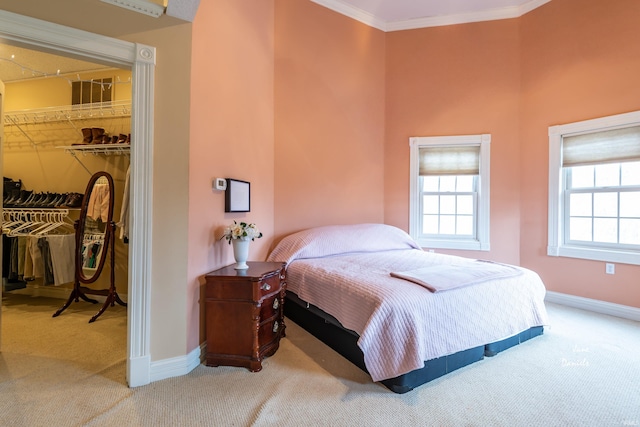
390, 260, 523, 292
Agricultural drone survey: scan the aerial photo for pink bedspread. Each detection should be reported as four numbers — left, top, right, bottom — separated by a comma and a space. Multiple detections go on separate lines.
268, 224, 549, 382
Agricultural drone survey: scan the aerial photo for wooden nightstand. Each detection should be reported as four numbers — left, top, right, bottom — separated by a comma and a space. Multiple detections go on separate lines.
204, 261, 286, 372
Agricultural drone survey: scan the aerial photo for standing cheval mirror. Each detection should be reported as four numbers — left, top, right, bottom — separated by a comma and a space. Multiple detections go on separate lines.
53, 171, 127, 322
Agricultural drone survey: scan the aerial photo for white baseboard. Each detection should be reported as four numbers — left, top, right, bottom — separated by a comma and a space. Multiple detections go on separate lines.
149, 342, 205, 384
545, 291, 640, 322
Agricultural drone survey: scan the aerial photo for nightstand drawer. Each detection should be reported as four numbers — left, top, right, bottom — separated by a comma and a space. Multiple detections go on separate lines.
258, 316, 284, 349
261, 294, 283, 320
257, 273, 284, 300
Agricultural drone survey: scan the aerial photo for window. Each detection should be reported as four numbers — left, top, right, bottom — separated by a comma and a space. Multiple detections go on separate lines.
409, 134, 491, 251
72, 78, 113, 105
548, 111, 640, 265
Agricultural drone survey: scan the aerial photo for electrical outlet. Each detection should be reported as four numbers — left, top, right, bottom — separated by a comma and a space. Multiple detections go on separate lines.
605, 263, 615, 275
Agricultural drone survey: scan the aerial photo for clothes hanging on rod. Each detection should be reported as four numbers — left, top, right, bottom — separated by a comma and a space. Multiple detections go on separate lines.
117, 165, 130, 243
2, 234, 76, 287
47, 234, 76, 285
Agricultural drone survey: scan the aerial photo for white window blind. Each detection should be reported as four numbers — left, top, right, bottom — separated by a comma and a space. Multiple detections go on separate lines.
563, 125, 640, 167
419, 145, 480, 176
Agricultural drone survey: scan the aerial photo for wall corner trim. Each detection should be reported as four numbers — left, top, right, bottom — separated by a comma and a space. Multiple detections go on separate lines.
149, 343, 204, 383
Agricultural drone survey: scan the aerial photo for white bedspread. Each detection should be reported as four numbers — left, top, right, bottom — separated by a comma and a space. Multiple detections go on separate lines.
268, 224, 549, 382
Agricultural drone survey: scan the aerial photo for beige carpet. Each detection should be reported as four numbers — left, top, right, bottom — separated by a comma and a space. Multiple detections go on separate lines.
1, 293, 639, 426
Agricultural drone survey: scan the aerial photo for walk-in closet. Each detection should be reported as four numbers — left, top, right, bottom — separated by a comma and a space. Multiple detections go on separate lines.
1, 42, 130, 369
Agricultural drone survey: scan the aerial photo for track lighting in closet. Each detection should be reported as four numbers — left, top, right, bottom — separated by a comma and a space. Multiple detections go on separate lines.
100, 0, 165, 18
1, 55, 131, 88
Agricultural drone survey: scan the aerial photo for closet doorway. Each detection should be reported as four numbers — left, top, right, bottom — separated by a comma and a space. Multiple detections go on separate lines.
0, 10, 155, 387
1, 42, 131, 378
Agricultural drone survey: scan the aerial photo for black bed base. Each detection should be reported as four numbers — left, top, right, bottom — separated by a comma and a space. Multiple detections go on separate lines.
285, 293, 543, 394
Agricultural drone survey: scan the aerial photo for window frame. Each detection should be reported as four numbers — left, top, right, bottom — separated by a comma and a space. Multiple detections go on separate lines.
548, 110, 640, 265
409, 134, 491, 251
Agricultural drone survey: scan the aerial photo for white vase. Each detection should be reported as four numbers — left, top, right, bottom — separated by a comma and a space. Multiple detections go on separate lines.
232, 238, 250, 270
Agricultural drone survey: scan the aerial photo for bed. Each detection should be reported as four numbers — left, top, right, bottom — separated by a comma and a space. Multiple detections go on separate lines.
266, 223, 548, 393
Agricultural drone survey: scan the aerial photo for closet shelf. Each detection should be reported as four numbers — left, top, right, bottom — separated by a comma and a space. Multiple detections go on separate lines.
4, 100, 131, 126
57, 143, 131, 157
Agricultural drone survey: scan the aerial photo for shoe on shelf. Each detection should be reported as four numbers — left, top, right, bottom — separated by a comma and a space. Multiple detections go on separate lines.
82, 128, 93, 144
91, 128, 105, 144
61, 192, 83, 208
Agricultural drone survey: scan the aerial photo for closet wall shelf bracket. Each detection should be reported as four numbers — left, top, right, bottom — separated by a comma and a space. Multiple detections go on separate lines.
57, 144, 131, 175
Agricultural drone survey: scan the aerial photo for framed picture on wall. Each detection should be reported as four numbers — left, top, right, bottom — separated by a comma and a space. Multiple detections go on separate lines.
225, 179, 250, 212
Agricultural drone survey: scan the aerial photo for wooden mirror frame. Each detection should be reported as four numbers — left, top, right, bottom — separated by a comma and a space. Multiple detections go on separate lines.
53, 171, 126, 322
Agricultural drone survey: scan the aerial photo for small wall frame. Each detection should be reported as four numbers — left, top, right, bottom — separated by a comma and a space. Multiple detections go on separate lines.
225, 179, 250, 212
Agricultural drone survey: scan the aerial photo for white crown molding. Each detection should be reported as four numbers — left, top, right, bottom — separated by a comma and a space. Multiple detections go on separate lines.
166, 0, 201, 22
312, 0, 552, 32
545, 291, 640, 322
310, 0, 386, 31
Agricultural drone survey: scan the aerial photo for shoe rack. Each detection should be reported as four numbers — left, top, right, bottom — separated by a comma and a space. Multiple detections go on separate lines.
3, 100, 131, 174
3, 99, 130, 147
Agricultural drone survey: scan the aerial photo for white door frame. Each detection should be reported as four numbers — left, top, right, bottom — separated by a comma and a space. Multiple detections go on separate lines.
1, 78, 4, 348
0, 10, 154, 387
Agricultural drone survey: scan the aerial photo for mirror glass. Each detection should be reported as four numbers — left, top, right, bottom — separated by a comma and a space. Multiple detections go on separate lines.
76, 171, 115, 283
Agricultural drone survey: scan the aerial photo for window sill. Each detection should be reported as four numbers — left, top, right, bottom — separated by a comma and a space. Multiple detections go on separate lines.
547, 245, 640, 266
415, 237, 489, 251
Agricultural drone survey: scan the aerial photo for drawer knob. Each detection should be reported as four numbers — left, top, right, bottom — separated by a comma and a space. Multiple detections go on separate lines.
273, 320, 279, 333
272, 298, 279, 310
261, 283, 271, 291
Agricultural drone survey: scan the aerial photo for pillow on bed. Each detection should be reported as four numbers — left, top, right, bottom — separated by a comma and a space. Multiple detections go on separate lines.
267, 223, 421, 265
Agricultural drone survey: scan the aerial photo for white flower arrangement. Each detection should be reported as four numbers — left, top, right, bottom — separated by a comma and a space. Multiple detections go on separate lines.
222, 221, 263, 244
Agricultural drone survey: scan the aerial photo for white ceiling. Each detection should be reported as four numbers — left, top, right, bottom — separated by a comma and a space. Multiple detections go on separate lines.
0, 44, 112, 84
312, 0, 551, 31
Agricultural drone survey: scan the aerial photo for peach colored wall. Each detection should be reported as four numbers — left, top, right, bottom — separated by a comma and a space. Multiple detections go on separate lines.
519, 0, 640, 307
273, 0, 386, 240
385, 19, 522, 265
189, 0, 275, 348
